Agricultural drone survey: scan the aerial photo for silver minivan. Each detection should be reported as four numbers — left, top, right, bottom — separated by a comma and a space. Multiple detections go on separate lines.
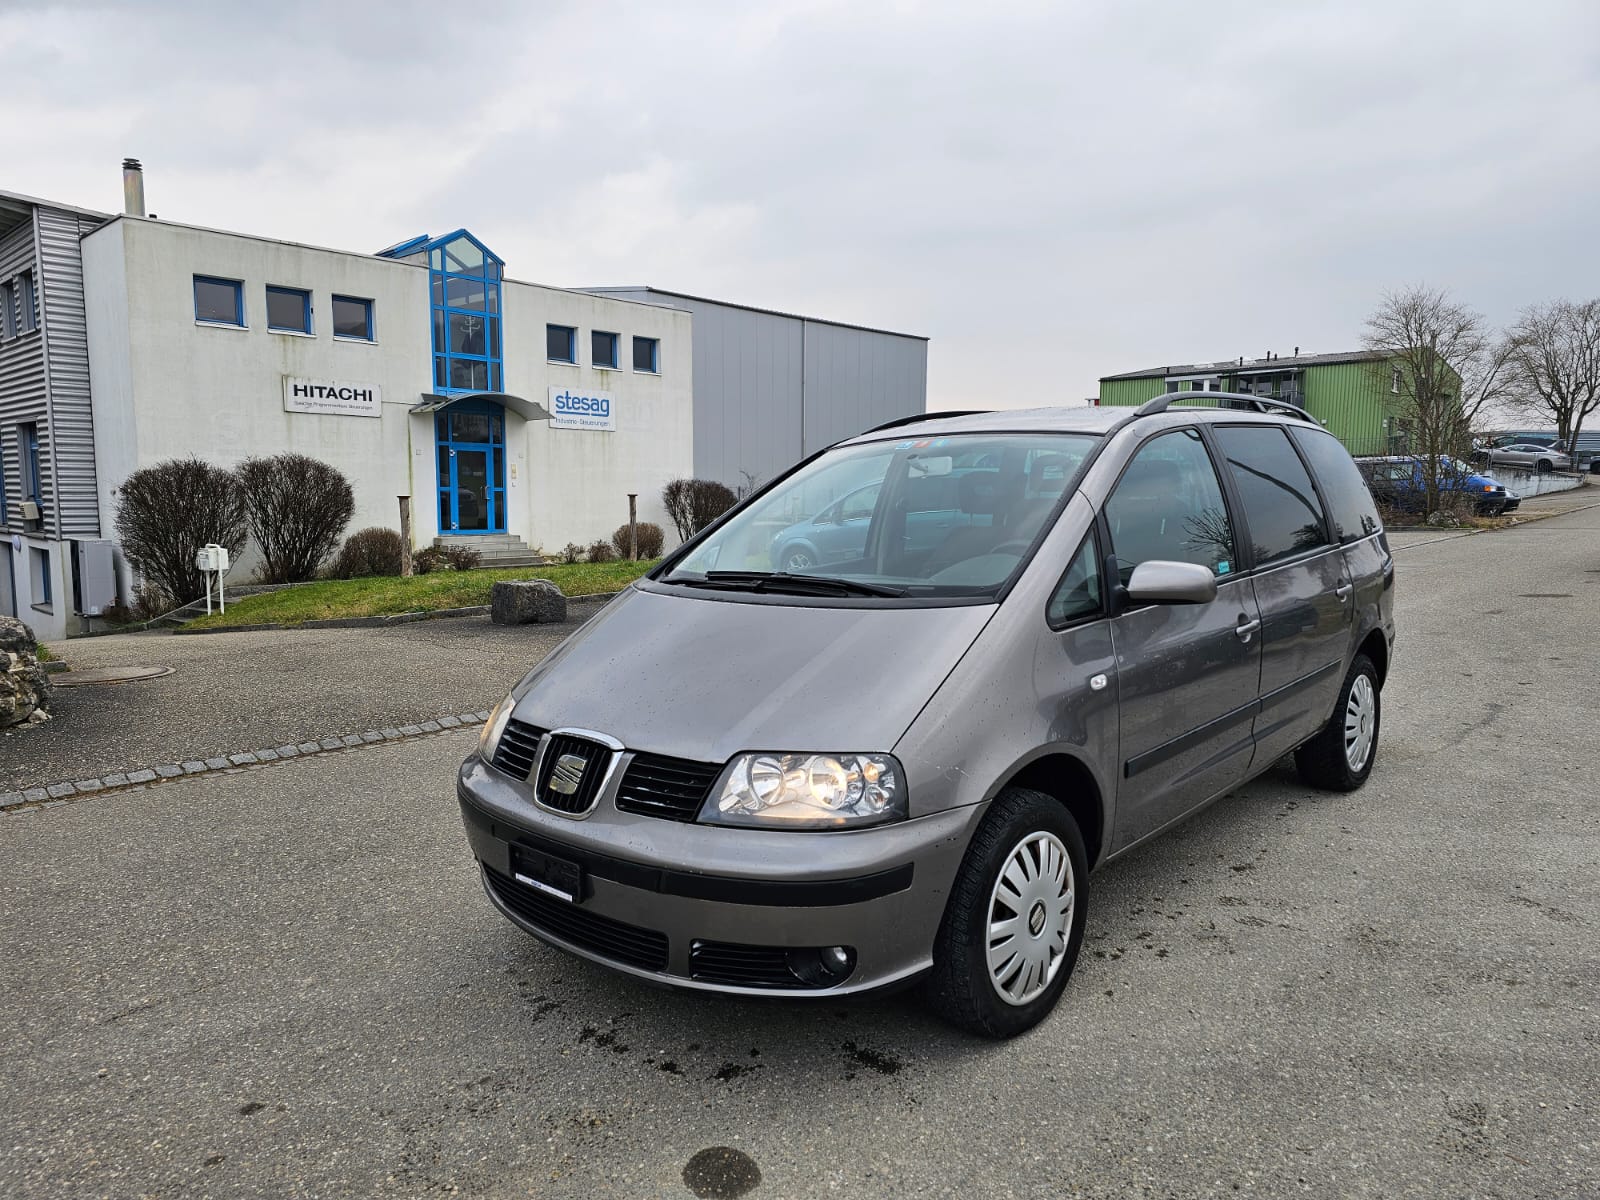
459, 396, 1395, 1037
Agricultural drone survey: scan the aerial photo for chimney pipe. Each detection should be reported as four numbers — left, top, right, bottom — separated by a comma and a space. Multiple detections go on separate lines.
122, 157, 145, 217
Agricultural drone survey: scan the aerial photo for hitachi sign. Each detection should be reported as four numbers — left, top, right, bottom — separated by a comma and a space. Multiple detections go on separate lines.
282, 376, 383, 418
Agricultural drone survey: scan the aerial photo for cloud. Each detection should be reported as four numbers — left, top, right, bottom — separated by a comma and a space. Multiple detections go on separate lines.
3, 0, 1598, 407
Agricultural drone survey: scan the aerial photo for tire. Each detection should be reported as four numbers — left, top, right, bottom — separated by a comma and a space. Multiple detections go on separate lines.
1537, 459, 1553, 475
779, 545, 815, 572
1294, 653, 1381, 792
926, 788, 1089, 1038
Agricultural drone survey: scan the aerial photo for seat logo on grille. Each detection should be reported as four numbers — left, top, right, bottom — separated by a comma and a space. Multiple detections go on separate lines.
548, 753, 588, 795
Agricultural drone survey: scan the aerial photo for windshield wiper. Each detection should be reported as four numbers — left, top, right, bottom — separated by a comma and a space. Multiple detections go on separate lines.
680, 570, 907, 598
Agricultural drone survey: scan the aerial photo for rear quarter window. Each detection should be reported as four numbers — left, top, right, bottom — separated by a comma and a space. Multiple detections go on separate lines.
1293, 428, 1383, 543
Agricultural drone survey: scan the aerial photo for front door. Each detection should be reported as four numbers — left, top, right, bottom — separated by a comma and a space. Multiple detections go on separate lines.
1103, 428, 1263, 850
436, 402, 506, 534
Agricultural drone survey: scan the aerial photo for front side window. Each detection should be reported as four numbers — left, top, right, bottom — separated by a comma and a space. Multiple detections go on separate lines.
547, 324, 576, 363
194, 276, 243, 326
662, 432, 1100, 601
331, 295, 373, 340
1213, 425, 1329, 565
1292, 428, 1381, 543
266, 285, 311, 333
1048, 535, 1103, 627
1105, 429, 1234, 583
592, 330, 619, 369
633, 335, 659, 372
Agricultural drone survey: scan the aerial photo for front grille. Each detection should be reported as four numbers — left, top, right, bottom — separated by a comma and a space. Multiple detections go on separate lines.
615, 752, 724, 822
691, 939, 820, 989
483, 864, 668, 971
534, 734, 612, 815
491, 719, 544, 781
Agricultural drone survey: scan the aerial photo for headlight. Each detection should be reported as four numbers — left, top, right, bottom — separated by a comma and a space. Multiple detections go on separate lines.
700, 752, 906, 829
478, 693, 517, 762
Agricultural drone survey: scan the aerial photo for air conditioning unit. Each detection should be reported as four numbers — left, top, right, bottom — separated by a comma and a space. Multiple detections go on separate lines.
20, 500, 41, 521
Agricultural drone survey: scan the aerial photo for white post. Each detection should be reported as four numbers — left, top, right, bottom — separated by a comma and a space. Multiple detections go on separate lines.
205, 569, 213, 615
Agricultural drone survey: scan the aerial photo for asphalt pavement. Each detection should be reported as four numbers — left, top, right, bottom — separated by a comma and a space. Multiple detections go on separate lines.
3, 510, 1597, 1199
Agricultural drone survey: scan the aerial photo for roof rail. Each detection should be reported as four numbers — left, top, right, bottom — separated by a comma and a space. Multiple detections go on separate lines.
864, 409, 991, 434
1133, 392, 1319, 424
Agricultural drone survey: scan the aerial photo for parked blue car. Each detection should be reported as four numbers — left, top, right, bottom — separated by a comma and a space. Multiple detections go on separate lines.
1355, 455, 1518, 515
768, 474, 973, 572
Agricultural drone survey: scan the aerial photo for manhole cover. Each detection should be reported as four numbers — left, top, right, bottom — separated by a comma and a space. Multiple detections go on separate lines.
50, 666, 175, 688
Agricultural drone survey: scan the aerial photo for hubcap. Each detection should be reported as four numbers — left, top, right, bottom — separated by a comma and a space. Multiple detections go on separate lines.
986, 831, 1074, 1007
1344, 673, 1377, 772
784, 550, 813, 571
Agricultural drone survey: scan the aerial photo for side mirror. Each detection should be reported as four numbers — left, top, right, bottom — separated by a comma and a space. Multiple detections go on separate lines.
1126, 560, 1218, 605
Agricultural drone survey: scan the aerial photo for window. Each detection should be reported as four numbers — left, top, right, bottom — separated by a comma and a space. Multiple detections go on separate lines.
20, 423, 42, 506
266, 285, 312, 334
591, 330, 619, 369
1292, 428, 1382, 543
428, 232, 503, 392
331, 295, 374, 340
547, 324, 577, 364
1105, 429, 1234, 583
1212, 426, 1330, 566
1048, 536, 1104, 627
194, 276, 244, 326
19, 270, 37, 332
633, 335, 659, 373
0, 280, 13, 339
1391, 367, 1402, 394
31, 548, 52, 610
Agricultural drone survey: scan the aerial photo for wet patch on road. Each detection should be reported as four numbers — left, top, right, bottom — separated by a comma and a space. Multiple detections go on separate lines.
682, 1146, 762, 1198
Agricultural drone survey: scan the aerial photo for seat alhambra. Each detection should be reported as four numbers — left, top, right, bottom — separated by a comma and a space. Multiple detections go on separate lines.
458, 395, 1395, 1037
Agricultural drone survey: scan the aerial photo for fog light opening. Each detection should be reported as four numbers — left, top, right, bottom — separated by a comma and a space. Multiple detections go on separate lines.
786, 945, 857, 987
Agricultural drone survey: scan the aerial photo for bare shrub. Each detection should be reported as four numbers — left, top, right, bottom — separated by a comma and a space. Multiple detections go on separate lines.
611, 521, 665, 560
238, 454, 355, 583
662, 478, 738, 542
329, 527, 403, 578
586, 539, 617, 563
560, 543, 584, 564
415, 544, 482, 574
114, 457, 248, 606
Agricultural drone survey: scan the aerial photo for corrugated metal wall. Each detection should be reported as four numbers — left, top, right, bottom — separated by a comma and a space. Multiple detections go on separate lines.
36, 207, 102, 536
584, 288, 928, 489
0, 218, 48, 525
1098, 377, 1165, 407
1303, 362, 1397, 455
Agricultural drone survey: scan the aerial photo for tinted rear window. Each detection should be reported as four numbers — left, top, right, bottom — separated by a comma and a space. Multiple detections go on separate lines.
1293, 428, 1383, 543
1213, 425, 1330, 566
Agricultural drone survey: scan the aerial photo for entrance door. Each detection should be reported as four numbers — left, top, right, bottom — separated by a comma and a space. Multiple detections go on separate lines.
436, 402, 507, 534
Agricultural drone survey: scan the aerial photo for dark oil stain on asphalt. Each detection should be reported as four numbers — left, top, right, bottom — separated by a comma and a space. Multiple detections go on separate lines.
842, 1041, 903, 1075
657, 1059, 683, 1075
577, 1025, 630, 1054
711, 1062, 758, 1081
682, 1146, 762, 1199
237, 1101, 266, 1116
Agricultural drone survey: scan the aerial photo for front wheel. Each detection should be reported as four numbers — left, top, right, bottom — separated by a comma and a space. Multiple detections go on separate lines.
926, 788, 1088, 1038
778, 545, 815, 572
1294, 653, 1380, 791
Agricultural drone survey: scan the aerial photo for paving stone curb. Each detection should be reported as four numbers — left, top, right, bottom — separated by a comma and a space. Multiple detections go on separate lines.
0, 710, 492, 815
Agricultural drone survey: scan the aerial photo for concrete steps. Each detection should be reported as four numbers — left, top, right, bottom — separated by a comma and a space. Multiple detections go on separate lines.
433, 534, 544, 568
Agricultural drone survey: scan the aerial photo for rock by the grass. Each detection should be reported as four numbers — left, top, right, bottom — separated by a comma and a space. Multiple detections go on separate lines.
490, 579, 567, 625
0, 616, 52, 728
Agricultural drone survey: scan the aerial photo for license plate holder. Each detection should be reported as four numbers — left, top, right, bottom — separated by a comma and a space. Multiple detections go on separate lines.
511, 844, 585, 904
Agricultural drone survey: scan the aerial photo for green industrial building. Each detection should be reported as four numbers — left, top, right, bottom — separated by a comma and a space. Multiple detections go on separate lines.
1098, 350, 1425, 456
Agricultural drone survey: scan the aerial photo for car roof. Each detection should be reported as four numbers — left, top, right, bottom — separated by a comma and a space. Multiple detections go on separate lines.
840, 401, 1322, 446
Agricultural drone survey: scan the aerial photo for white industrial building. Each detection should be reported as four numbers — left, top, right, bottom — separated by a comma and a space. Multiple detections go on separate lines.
2, 164, 927, 640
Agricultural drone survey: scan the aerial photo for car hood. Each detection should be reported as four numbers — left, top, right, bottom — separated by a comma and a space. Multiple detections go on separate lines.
509, 584, 995, 763
1466, 472, 1504, 489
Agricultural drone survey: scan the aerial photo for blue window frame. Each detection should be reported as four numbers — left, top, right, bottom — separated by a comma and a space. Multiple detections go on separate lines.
633, 335, 659, 373
266, 285, 312, 334
20, 422, 42, 507
591, 329, 619, 369
194, 275, 244, 326
425, 230, 503, 394
332, 294, 374, 340
434, 399, 507, 534
547, 324, 576, 364
19, 270, 37, 333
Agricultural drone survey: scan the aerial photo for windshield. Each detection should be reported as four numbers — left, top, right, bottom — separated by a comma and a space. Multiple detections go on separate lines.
660, 432, 1100, 599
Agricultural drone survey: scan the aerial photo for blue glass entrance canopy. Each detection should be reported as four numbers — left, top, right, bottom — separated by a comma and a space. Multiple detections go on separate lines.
379, 229, 507, 395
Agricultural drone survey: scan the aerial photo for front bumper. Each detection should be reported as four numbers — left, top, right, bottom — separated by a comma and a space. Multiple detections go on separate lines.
457, 754, 985, 996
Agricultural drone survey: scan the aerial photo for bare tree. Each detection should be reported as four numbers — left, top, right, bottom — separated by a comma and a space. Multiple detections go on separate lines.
1506, 299, 1600, 460
1363, 286, 1510, 516
114, 458, 249, 605
237, 454, 355, 583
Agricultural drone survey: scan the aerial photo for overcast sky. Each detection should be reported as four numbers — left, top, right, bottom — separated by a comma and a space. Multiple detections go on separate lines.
3, 0, 1597, 409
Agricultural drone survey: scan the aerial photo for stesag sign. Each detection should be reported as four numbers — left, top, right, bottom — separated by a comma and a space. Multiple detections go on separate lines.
549, 386, 616, 432
283, 377, 383, 418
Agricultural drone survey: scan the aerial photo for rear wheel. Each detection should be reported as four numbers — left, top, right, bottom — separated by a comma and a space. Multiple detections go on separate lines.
926, 788, 1088, 1038
779, 545, 815, 572
1537, 459, 1554, 475
1294, 653, 1380, 791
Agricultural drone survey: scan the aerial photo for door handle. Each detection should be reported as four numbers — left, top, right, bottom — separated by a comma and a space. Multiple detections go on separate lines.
1335, 581, 1354, 602
1235, 617, 1261, 643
